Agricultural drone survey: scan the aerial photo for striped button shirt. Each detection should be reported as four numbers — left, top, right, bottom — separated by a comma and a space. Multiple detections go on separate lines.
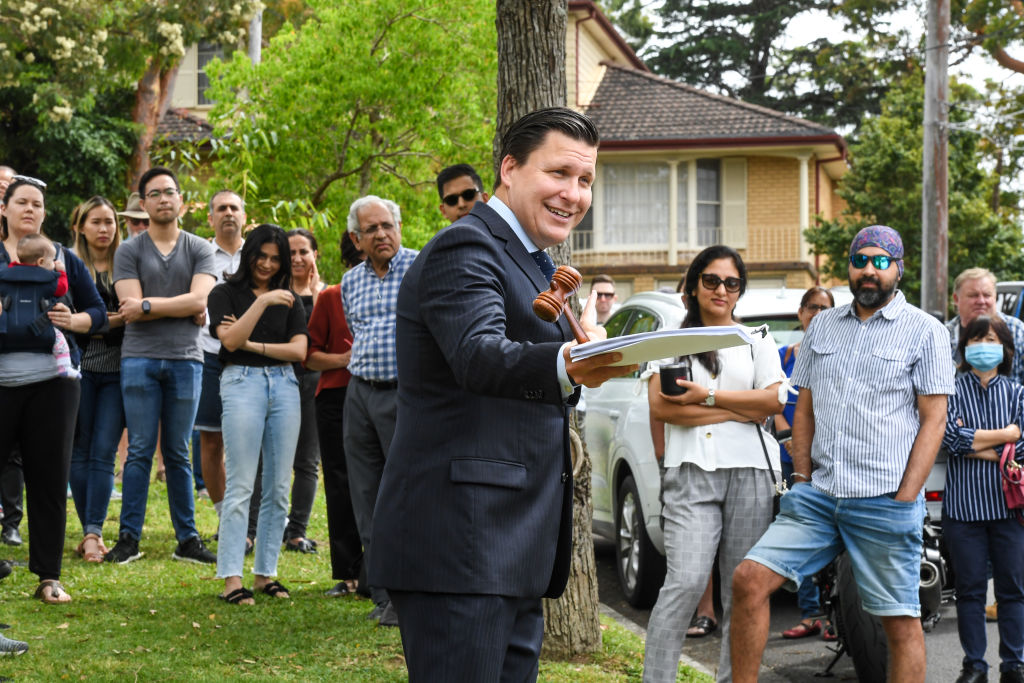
943, 372, 1024, 521
947, 312, 1024, 386
341, 246, 418, 382
791, 291, 955, 497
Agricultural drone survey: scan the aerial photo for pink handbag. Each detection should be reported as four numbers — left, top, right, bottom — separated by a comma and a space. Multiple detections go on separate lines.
999, 443, 1024, 511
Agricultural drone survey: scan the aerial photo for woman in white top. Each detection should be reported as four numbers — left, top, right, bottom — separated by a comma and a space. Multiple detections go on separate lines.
642, 244, 785, 683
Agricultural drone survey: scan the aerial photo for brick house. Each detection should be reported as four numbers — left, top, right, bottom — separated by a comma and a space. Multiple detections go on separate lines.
567, 1, 848, 298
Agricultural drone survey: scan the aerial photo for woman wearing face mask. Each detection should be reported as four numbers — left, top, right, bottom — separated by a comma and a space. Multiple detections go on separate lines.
943, 315, 1024, 683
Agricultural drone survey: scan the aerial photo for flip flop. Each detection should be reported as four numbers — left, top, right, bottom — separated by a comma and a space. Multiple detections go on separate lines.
218, 587, 254, 605
34, 580, 71, 605
686, 615, 718, 638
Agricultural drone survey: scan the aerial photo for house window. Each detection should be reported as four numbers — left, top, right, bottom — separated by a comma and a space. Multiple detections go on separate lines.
696, 159, 721, 246
601, 163, 669, 246
197, 42, 223, 106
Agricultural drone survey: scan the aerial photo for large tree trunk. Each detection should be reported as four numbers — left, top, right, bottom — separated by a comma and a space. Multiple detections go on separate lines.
495, 0, 603, 659
129, 57, 179, 190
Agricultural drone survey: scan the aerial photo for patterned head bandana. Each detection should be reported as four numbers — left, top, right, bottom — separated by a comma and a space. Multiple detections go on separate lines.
849, 225, 905, 277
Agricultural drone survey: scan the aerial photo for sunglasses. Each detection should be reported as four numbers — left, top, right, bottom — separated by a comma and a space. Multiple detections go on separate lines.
594, 292, 615, 299
129, 218, 150, 226
442, 188, 480, 207
12, 175, 46, 189
700, 273, 744, 293
850, 253, 900, 270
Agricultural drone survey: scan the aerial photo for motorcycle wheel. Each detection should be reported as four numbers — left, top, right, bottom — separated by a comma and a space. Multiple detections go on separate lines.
834, 552, 888, 682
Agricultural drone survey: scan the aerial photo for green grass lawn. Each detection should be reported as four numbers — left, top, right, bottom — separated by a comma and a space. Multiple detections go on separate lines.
0, 474, 710, 682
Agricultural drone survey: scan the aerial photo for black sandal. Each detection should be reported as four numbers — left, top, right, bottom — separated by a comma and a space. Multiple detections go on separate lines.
686, 615, 718, 638
218, 587, 254, 604
259, 580, 290, 598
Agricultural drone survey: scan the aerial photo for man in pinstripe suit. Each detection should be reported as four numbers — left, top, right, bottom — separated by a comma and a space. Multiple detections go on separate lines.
729, 226, 955, 683
368, 108, 634, 682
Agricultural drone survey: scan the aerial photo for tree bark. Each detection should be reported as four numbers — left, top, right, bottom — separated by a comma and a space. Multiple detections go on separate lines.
129, 57, 179, 191
495, 0, 603, 659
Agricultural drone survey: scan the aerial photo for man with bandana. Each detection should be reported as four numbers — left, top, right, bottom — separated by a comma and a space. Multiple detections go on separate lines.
729, 226, 955, 683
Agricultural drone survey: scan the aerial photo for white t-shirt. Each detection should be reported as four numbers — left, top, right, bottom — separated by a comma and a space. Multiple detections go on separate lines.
644, 325, 786, 471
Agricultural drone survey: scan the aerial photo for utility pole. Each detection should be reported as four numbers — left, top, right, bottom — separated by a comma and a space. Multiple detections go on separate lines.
922, 0, 949, 318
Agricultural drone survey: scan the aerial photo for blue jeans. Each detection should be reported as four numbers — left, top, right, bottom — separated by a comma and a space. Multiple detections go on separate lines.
70, 370, 125, 538
780, 460, 822, 619
746, 483, 924, 617
119, 357, 202, 543
945, 516, 1024, 673
217, 364, 300, 579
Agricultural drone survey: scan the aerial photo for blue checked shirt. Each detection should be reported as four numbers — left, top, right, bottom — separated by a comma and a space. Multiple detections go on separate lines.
341, 246, 418, 382
792, 291, 955, 497
947, 312, 1024, 386
943, 372, 1024, 521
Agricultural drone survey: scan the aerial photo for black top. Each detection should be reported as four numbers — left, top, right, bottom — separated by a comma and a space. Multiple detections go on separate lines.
208, 281, 307, 367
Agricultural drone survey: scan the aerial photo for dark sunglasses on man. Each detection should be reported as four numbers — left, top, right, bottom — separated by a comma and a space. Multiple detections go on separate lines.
849, 253, 900, 270
442, 188, 480, 207
594, 292, 615, 299
700, 273, 744, 293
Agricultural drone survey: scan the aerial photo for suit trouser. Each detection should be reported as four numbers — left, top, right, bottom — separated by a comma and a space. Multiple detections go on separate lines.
316, 386, 363, 580
343, 378, 396, 606
390, 590, 543, 683
643, 464, 775, 683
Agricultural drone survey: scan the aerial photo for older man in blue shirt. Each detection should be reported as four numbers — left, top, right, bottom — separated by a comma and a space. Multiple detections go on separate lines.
729, 226, 955, 683
341, 195, 417, 627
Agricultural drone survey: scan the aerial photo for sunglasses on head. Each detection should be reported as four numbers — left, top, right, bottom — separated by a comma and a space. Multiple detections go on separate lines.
12, 175, 46, 189
700, 273, 743, 293
850, 253, 900, 270
442, 188, 480, 207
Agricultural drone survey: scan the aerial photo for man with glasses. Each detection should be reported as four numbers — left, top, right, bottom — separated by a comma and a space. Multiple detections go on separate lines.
730, 225, 954, 683
590, 273, 617, 325
340, 195, 418, 626
117, 192, 150, 240
106, 167, 218, 566
436, 164, 489, 224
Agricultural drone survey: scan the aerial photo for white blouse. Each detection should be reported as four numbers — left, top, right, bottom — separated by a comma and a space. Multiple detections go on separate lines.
643, 325, 786, 471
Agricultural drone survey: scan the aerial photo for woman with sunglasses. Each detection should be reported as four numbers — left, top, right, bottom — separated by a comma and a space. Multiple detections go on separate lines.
208, 224, 307, 605
642, 244, 786, 683
68, 196, 125, 563
0, 176, 105, 604
775, 286, 835, 641
943, 315, 1024, 683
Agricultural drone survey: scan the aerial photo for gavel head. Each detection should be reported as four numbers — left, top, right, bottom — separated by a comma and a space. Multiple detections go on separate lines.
533, 265, 583, 323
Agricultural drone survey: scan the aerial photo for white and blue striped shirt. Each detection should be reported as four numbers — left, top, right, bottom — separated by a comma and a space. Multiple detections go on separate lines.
792, 291, 955, 497
341, 246, 418, 382
943, 372, 1024, 521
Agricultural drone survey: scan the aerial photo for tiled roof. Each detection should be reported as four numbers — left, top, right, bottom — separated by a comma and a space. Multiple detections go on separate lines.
156, 108, 213, 144
585, 63, 842, 146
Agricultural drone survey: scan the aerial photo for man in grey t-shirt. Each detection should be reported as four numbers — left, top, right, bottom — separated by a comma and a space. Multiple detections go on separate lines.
106, 167, 218, 565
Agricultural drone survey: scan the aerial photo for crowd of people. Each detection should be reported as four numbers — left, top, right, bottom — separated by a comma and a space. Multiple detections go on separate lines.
2, 106, 1024, 683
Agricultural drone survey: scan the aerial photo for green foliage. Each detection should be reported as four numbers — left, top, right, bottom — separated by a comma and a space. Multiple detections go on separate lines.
202, 0, 496, 284
598, 0, 656, 52
806, 71, 1024, 308
0, 84, 137, 244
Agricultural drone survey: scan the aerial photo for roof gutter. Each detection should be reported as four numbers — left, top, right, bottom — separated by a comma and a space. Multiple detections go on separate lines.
599, 134, 847, 154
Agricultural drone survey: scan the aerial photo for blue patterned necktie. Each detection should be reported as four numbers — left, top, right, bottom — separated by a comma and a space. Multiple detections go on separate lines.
531, 250, 556, 282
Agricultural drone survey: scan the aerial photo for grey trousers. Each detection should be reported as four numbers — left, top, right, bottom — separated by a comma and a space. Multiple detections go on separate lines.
342, 379, 397, 606
642, 464, 775, 683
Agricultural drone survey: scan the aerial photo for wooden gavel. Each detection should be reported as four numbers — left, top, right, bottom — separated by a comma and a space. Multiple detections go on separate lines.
533, 265, 590, 343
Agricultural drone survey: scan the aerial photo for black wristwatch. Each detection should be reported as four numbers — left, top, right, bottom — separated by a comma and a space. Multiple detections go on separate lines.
141, 300, 151, 315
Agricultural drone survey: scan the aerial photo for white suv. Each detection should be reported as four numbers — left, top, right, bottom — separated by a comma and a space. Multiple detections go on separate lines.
583, 287, 855, 607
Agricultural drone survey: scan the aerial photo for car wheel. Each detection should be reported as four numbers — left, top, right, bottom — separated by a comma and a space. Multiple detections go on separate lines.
614, 474, 666, 608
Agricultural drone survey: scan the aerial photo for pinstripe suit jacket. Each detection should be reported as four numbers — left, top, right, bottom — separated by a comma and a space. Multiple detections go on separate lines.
369, 202, 576, 599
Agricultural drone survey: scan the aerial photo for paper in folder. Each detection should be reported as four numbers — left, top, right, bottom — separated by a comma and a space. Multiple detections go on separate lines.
569, 325, 762, 367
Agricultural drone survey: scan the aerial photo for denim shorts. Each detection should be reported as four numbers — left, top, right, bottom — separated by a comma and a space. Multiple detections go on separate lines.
193, 351, 223, 431
745, 483, 924, 617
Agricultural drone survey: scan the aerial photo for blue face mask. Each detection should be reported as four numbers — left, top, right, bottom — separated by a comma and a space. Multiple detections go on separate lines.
965, 342, 1004, 372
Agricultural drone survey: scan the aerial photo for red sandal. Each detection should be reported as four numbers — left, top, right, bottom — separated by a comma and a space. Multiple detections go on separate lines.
782, 619, 822, 639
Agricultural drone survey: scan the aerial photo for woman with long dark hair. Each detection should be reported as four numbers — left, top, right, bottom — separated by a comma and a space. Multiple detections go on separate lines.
68, 196, 125, 563
0, 176, 104, 603
642, 245, 785, 683
944, 315, 1024, 683
208, 224, 307, 604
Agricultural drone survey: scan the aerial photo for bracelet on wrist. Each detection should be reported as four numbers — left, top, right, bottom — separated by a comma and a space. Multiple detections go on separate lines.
792, 472, 810, 481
